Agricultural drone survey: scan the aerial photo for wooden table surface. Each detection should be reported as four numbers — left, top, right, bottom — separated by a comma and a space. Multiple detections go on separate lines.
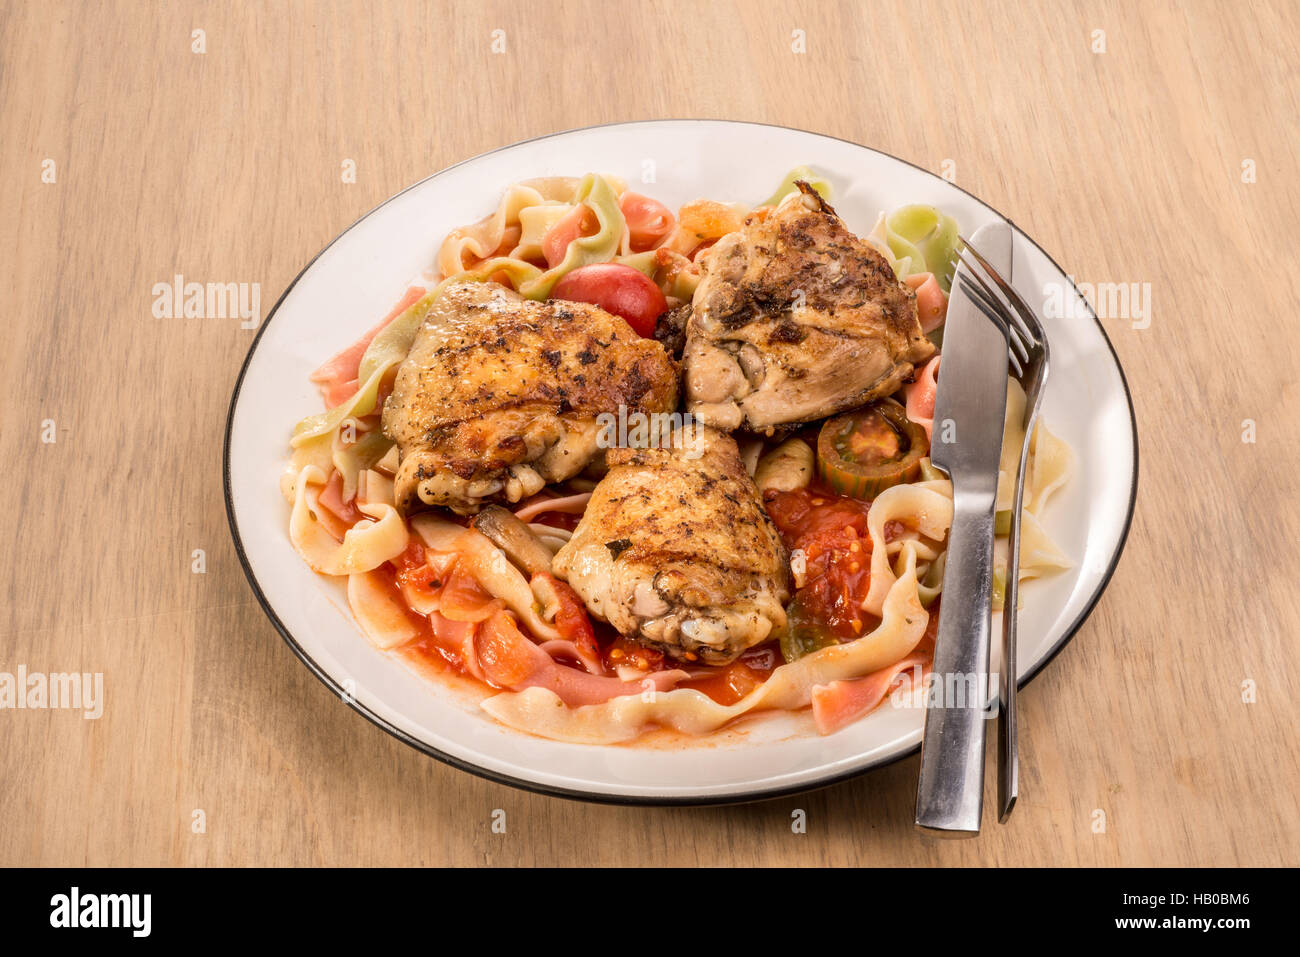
2, 0, 1297, 867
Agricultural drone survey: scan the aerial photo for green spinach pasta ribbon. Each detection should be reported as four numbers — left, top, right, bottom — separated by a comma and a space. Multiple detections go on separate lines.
761, 164, 832, 206
871, 204, 961, 291
444, 172, 627, 300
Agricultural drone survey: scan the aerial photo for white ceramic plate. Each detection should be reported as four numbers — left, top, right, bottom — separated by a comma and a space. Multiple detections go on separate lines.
224, 120, 1137, 804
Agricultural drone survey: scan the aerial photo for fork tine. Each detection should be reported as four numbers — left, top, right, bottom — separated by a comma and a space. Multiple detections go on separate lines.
952, 248, 1002, 314
963, 278, 1029, 368
998, 288, 1038, 353
956, 258, 1032, 365
958, 240, 1043, 348
956, 281, 1023, 376
954, 248, 1032, 364
952, 272, 1023, 375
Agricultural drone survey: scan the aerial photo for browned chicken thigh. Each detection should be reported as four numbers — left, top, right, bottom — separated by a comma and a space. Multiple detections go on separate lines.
382, 281, 679, 513
552, 426, 790, 665
683, 182, 935, 431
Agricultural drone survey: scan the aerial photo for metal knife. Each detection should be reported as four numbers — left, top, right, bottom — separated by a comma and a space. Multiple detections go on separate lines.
914, 221, 1012, 836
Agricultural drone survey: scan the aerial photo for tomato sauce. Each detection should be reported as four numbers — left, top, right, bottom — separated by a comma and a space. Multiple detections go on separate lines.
765, 486, 880, 640
597, 632, 783, 707
384, 541, 488, 674
680, 643, 782, 706
528, 510, 584, 532
407, 617, 468, 674
390, 538, 436, 589
364, 558, 458, 671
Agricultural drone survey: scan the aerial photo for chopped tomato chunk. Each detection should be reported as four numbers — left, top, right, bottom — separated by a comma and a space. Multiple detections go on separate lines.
765, 487, 878, 642
535, 572, 599, 665
603, 636, 666, 673
681, 645, 780, 706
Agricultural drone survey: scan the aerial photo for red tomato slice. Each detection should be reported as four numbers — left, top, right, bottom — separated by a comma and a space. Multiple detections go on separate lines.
551, 263, 667, 337
542, 204, 599, 269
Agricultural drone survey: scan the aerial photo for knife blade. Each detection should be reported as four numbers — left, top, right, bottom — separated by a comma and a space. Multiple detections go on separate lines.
914, 221, 1011, 836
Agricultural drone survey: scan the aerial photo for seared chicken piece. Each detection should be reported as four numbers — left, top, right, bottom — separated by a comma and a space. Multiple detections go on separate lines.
553, 426, 790, 665
383, 281, 678, 513
683, 182, 935, 431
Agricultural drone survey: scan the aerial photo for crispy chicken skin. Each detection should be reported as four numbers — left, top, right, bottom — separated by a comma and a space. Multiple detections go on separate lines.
552, 426, 790, 665
683, 182, 935, 431
382, 281, 679, 513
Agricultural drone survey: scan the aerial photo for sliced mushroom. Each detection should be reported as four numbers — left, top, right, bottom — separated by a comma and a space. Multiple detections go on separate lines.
737, 437, 765, 477
471, 505, 555, 577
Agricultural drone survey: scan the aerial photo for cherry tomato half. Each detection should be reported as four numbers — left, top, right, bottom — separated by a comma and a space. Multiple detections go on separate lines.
551, 263, 667, 337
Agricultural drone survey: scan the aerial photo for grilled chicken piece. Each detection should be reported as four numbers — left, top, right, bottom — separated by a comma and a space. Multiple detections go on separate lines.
683, 182, 935, 431
553, 426, 790, 665
382, 281, 678, 513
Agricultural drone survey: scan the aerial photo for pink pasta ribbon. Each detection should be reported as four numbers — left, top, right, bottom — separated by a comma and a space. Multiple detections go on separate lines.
810, 653, 930, 735
476, 610, 686, 707
512, 492, 592, 522
904, 355, 941, 442
310, 284, 427, 408
905, 272, 949, 334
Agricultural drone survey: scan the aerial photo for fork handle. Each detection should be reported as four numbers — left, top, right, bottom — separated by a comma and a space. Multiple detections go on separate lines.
998, 412, 1038, 822
997, 473, 1026, 823
915, 487, 997, 836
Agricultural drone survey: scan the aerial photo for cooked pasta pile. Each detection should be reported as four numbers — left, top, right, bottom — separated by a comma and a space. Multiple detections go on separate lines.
280, 168, 1073, 744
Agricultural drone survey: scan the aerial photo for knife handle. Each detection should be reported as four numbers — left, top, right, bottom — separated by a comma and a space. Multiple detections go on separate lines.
915, 487, 997, 836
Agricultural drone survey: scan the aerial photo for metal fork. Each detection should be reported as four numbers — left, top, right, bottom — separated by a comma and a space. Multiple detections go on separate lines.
948, 236, 1050, 824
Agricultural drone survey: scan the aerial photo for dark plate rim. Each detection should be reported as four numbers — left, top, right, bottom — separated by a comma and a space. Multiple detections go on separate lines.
222, 118, 1140, 807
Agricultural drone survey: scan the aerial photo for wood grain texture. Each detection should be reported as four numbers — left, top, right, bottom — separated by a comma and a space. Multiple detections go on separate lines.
1, 0, 1297, 866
